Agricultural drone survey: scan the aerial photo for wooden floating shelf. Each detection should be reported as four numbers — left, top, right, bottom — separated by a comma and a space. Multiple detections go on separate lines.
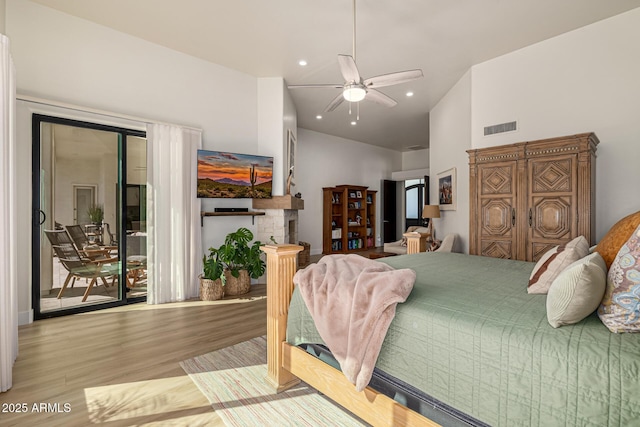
200, 211, 265, 226
252, 195, 304, 210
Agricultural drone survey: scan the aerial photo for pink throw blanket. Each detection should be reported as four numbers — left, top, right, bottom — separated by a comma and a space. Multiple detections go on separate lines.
293, 254, 415, 391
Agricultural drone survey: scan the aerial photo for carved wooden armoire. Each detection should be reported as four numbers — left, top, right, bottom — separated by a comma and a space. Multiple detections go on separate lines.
468, 133, 597, 262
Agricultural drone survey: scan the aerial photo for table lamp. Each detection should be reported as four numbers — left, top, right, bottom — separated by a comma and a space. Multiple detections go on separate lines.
421, 205, 441, 239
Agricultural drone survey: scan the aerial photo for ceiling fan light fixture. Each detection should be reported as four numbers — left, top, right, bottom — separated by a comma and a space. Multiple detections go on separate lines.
343, 84, 366, 102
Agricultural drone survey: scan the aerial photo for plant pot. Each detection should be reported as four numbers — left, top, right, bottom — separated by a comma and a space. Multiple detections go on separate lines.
223, 269, 251, 296
199, 276, 224, 301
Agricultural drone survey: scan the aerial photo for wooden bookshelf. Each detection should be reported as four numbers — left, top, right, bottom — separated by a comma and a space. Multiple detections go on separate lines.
322, 185, 376, 254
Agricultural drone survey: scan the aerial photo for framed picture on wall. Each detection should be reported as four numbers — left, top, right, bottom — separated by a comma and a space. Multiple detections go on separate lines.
437, 167, 456, 211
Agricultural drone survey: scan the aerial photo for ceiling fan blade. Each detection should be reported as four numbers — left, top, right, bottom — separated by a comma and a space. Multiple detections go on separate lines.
338, 54, 361, 83
324, 92, 345, 112
364, 89, 397, 108
364, 69, 424, 88
287, 84, 343, 89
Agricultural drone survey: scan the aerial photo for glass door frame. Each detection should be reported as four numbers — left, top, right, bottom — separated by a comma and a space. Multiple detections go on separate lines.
31, 114, 146, 319
404, 176, 429, 228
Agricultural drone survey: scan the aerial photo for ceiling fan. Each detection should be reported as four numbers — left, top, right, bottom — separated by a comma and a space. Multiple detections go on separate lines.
288, 0, 423, 115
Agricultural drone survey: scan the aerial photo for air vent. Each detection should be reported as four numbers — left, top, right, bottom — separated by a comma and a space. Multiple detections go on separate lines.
405, 145, 426, 151
484, 121, 517, 136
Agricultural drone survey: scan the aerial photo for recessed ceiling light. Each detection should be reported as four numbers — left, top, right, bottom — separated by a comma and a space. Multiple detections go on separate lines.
298, 60, 308, 66
350, 121, 357, 126
406, 91, 414, 97
316, 115, 322, 119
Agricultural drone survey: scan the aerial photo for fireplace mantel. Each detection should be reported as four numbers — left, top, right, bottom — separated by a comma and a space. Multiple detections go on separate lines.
252, 195, 304, 210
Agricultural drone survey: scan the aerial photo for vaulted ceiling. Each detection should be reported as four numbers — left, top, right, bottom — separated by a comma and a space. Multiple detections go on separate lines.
30, 0, 640, 151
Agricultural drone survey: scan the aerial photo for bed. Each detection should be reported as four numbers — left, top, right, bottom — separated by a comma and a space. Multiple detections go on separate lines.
260, 242, 640, 427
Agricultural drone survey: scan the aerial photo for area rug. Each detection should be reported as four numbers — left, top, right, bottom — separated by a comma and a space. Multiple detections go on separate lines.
180, 336, 366, 426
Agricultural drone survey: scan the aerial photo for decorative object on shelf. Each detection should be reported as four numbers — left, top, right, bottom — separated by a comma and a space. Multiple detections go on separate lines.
201, 227, 266, 297
295, 192, 302, 199
286, 166, 294, 195
437, 168, 456, 211
421, 205, 441, 239
287, 129, 296, 186
87, 204, 104, 225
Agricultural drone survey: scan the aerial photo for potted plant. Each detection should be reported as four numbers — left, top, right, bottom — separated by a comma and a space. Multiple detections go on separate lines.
87, 204, 104, 225
200, 227, 266, 299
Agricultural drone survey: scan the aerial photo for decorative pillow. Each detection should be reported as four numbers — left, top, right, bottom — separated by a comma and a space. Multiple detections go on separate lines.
528, 236, 589, 294
595, 210, 640, 269
426, 239, 441, 252
598, 223, 640, 333
546, 252, 607, 328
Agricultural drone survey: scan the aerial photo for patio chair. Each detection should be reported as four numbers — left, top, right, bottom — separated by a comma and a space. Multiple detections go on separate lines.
44, 229, 121, 302
66, 224, 118, 259
104, 222, 118, 246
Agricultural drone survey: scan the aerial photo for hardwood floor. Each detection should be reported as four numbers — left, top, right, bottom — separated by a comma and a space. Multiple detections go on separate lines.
0, 285, 267, 427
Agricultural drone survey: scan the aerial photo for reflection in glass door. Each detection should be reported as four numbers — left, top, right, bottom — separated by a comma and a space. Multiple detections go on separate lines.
124, 136, 148, 298
32, 115, 147, 319
405, 178, 425, 228
73, 185, 96, 225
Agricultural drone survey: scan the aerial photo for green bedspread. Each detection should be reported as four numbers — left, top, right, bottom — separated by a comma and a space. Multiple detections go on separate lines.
286, 252, 640, 426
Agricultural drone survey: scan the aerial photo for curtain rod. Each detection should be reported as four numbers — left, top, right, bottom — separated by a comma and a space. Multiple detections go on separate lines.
16, 94, 202, 133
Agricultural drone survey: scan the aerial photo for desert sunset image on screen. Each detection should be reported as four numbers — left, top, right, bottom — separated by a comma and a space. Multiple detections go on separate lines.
197, 150, 273, 198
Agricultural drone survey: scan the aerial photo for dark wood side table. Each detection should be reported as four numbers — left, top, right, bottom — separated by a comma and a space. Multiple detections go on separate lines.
368, 252, 398, 260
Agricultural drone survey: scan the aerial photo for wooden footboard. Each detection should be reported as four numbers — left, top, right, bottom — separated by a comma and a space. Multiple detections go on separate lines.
405, 232, 430, 254
260, 244, 439, 427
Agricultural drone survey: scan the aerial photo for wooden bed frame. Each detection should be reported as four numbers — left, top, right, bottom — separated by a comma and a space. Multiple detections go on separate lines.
260, 233, 438, 427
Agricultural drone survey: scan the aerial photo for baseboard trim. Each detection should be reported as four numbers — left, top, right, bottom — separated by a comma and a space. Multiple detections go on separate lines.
19, 309, 34, 325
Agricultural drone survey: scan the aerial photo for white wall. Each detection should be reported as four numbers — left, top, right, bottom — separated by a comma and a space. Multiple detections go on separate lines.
283, 82, 297, 190
401, 149, 429, 170
429, 8, 640, 253
296, 128, 402, 254
429, 71, 472, 253
257, 78, 285, 196
471, 7, 640, 241
8, 0, 263, 320
0, 0, 6, 34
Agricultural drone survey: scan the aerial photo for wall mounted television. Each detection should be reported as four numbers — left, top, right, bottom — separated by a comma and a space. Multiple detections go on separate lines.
197, 150, 273, 199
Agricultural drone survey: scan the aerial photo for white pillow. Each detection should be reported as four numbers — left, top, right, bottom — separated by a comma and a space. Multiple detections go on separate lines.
528, 236, 589, 294
546, 252, 607, 328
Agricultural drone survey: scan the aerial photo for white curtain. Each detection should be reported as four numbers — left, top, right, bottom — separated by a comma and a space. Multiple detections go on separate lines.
146, 124, 202, 304
0, 34, 17, 393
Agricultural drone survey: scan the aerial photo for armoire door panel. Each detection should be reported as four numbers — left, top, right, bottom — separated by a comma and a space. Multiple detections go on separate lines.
530, 196, 573, 240
480, 166, 514, 195
481, 198, 514, 238
480, 241, 514, 259
528, 155, 578, 262
475, 161, 517, 259
530, 158, 573, 193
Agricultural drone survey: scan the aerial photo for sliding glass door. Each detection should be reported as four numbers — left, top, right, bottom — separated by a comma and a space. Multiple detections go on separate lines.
32, 115, 147, 319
